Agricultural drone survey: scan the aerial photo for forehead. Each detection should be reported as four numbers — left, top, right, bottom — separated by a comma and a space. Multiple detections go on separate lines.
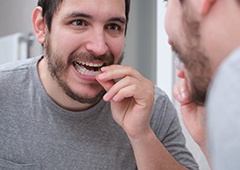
56, 0, 126, 20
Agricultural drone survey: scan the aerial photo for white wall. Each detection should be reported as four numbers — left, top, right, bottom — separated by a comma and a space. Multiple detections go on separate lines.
156, 3, 174, 101
157, 2, 211, 170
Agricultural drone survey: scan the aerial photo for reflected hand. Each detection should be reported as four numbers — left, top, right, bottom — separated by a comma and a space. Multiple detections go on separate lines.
173, 77, 206, 146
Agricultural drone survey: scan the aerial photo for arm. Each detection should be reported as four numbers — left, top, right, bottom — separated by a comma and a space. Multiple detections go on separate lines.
173, 75, 211, 166
96, 65, 192, 170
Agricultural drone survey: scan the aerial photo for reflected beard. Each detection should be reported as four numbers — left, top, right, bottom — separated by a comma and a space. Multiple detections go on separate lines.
171, 7, 211, 105
44, 37, 124, 104
172, 45, 210, 106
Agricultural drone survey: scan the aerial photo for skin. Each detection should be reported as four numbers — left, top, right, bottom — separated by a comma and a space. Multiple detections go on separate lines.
164, 0, 240, 166
173, 70, 209, 161
32, 0, 190, 169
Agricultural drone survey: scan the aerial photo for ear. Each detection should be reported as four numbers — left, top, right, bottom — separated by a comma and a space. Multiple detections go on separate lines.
200, 0, 216, 16
32, 7, 47, 44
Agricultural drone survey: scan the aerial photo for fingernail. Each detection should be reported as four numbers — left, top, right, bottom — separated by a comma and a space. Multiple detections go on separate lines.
103, 93, 110, 101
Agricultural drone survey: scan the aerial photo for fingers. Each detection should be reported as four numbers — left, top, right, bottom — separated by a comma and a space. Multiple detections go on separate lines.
173, 67, 193, 105
98, 65, 142, 82
96, 65, 153, 102
173, 78, 191, 104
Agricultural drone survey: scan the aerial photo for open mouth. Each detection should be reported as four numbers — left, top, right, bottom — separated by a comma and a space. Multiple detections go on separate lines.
73, 61, 105, 76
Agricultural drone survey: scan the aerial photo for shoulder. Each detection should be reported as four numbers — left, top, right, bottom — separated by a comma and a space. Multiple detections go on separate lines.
0, 56, 41, 92
214, 48, 240, 83
207, 48, 240, 121
207, 48, 240, 170
0, 56, 40, 78
153, 86, 176, 116
151, 86, 179, 132
207, 48, 240, 105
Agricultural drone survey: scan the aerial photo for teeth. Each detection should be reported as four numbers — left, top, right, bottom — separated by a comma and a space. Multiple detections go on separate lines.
74, 61, 102, 76
79, 61, 103, 67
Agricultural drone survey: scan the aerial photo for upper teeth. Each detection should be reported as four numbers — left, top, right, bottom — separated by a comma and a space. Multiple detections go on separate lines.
74, 61, 103, 76
79, 61, 103, 67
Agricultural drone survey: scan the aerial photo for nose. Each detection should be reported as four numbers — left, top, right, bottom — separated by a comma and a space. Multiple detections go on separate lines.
85, 29, 108, 56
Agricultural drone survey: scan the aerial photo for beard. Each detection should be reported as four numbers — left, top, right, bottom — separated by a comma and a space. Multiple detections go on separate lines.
172, 6, 211, 106
44, 35, 124, 104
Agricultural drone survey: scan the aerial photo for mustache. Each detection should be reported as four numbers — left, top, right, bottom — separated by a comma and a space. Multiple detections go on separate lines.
67, 51, 115, 66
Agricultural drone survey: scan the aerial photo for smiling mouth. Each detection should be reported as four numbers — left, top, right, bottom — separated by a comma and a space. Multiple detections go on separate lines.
73, 61, 105, 76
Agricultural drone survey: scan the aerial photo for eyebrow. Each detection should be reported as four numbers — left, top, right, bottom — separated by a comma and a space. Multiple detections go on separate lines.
65, 12, 126, 25
109, 17, 126, 25
68, 12, 92, 19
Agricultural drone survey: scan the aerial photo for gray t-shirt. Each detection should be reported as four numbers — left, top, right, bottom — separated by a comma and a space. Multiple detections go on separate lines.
0, 57, 198, 170
207, 48, 240, 170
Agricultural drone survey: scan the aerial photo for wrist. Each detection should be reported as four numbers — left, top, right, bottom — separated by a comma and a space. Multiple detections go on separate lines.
127, 126, 153, 143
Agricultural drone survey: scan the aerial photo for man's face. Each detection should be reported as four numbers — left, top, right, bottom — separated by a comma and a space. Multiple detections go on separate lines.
44, 0, 126, 104
165, 0, 211, 105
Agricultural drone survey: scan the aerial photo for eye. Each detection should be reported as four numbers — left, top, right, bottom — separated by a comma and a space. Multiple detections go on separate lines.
106, 24, 121, 31
71, 20, 87, 26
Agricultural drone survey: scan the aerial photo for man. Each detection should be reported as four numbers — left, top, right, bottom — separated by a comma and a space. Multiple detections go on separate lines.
164, 0, 240, 169
0, 0, 198, 169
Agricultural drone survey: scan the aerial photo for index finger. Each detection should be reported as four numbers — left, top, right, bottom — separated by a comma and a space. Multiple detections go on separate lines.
97, 65, 142, 82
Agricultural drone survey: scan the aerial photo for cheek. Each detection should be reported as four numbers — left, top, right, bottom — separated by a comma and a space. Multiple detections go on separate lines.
164, 3, 184, 41
108, 37, 125, 61
165, 15, 181, 41
164, 10, 172, 36
164, 2, 178, 37
52, 33, 81, 55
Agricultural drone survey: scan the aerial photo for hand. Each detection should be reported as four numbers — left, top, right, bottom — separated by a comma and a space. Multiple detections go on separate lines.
96, 65, 155, 139
173, 69, 212, 166
173, 78, 206, 147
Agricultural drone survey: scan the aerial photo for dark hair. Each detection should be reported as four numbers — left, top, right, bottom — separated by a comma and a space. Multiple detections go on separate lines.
37, 0, 130, 34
